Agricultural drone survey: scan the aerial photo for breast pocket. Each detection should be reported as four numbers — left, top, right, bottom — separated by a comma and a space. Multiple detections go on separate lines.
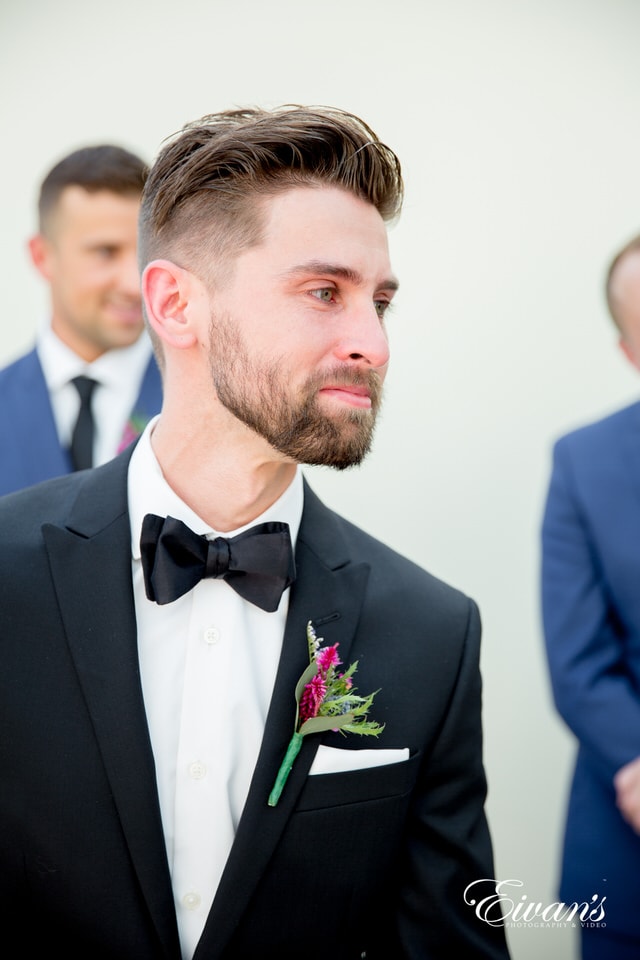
295, 750, 420, 811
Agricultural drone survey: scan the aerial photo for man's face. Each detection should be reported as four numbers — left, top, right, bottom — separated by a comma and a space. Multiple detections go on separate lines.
206, 185, 397, 469
612, 251, 640, 372
614, 251, 640, 371
30, 186, 143, 362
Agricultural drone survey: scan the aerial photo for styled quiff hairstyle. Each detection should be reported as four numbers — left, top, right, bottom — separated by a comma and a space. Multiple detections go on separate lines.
138, 105, 404, 281
38, 144, 147, 234
606, 234, 640, 333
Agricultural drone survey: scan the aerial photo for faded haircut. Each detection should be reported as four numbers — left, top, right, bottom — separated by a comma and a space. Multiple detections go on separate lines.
138, 105, 404, 283
38, 144, 148, 234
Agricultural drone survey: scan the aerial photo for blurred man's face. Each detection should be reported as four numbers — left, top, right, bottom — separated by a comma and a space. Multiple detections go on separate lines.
30, 186, 144, 362
611, 251, 640, 371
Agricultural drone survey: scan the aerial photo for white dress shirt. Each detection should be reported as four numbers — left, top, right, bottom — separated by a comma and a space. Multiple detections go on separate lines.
36, 324, 153, 466
128, 421, 303, 960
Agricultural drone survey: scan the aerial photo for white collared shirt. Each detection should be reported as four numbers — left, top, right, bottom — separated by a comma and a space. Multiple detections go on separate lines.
36, 324, 153, 465
128, 421, 303, 960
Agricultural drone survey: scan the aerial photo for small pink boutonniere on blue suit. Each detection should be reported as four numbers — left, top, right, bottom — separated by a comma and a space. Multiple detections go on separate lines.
117, 414, 149, 454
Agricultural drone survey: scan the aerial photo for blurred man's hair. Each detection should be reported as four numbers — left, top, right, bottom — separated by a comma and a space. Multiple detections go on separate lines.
39, 144, 148, 233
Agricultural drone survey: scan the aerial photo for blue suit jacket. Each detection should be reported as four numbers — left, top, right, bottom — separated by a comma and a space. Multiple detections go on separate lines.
541, 401, 640, 938
0, 347, 162, 496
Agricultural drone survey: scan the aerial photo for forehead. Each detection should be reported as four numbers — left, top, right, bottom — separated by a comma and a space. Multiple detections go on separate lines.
614, 250, 640, 289
47, 186, 140, 239
256, 185, 391, 270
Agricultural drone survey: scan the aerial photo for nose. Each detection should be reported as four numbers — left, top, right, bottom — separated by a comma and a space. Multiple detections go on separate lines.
333, 301, 390, 370
117, 249, 143, 301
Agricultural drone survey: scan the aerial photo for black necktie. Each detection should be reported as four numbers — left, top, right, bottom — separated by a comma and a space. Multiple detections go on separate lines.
140, 514, 296, 612
70, 376, 98, 471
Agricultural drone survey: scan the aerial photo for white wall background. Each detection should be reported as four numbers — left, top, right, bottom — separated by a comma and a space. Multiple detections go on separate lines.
2, 1, 640, 957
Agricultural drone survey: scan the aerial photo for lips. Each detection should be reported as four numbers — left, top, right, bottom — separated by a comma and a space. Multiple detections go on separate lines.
311, 366, 383, 414
318, 385, 372, 408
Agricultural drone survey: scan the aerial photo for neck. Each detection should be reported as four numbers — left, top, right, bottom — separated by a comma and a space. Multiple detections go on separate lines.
50, 317, 106, 364
150, 409, 297, 532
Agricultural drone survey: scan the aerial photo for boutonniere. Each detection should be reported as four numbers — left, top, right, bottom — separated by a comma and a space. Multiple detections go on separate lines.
268, 621, 384, 806
117, 413, 149, 454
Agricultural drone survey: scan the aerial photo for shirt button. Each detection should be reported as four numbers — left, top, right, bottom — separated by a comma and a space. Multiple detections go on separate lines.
182, 891, 201, 910
204, 626, 220, 645
189, 761, 207, 780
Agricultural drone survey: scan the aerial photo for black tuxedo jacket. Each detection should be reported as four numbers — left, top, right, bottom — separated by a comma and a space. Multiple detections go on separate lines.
0, 450, 509, 959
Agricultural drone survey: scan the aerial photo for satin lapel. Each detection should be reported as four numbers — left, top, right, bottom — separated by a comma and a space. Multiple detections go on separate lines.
42, 453, 180, 960
194, 483, 370, 960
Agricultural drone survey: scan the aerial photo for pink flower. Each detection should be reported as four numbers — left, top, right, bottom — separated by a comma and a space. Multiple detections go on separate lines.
315, 643, 341, 674
116, 415, 148, 454
117, 422, 138, 454
299, 673, 327, 722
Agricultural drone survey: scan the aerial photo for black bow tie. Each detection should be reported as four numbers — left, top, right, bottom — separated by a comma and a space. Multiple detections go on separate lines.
140, 514, 296, 612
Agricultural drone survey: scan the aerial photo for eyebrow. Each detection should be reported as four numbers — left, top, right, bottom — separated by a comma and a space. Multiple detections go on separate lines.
280, 260, 400, 293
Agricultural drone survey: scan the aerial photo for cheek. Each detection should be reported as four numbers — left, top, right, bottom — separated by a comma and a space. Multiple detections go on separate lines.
70, 281, 107, 305
282, 340, 328, 375
60, 258, 107, 293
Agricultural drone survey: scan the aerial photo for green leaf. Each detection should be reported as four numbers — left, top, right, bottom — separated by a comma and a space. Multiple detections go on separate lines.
340, 660, 359, 682
339, 722, 385, 737
294, 661, 318, 705
299, 712, 355, 736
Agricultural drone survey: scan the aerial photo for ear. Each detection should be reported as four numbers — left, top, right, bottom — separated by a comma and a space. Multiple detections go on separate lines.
28, 234, 53, 280
619, 335, 640, 372
141, 259, 202, 350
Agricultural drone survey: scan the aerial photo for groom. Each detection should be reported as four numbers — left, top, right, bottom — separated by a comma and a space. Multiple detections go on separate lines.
0, 106, 509, 959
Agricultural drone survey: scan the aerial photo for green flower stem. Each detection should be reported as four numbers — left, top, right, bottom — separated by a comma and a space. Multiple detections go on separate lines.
268, 731, 304, 807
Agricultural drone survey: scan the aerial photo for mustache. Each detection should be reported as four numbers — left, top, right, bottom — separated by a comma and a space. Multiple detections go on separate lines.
308, 366, 384, 403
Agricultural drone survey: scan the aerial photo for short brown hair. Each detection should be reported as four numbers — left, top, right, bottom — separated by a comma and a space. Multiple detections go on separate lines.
606, 234, 640, 331
138, 105, 403, 279
38, 144, 148, 233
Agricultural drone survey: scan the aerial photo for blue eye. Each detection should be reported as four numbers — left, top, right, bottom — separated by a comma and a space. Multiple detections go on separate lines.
374, 300, 391, 319
310, 288, 334, 303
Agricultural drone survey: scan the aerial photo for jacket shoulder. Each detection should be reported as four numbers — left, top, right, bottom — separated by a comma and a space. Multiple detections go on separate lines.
553, 400, 640, 457
0, 472, 83, 539
0, 448, 131, 542
311, 497, 476, 635
0, 348, 39, 392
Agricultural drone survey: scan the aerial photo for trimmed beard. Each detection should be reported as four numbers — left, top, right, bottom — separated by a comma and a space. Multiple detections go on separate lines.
208, 312, 383, 470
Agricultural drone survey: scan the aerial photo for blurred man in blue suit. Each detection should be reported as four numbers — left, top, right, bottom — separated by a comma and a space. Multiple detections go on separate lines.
0, 145, 162, 495
542, 234, 640, 959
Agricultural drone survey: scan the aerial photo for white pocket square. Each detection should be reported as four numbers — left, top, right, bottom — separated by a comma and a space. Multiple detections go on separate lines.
308, 745, 410, 776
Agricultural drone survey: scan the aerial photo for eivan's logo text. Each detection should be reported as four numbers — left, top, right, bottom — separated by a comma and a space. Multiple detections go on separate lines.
464, 879, 606, 928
